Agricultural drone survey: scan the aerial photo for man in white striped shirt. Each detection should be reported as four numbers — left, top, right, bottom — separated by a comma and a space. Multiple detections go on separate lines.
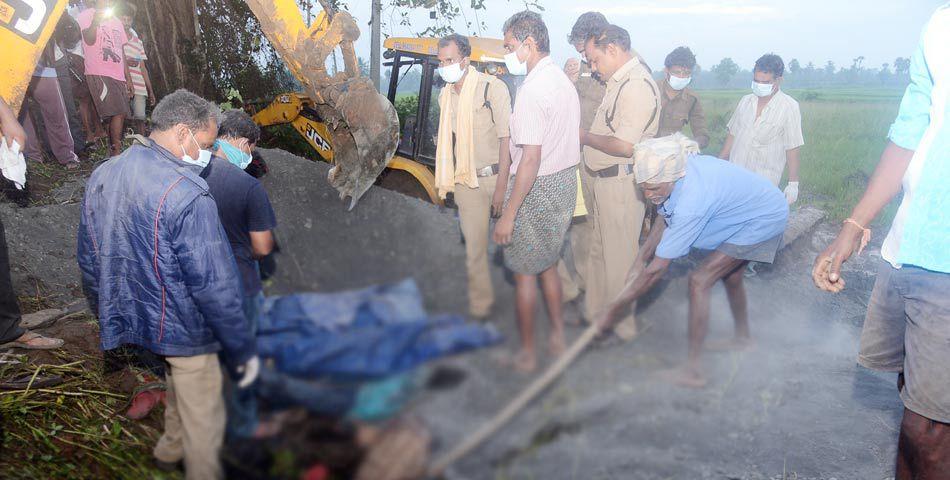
719, 54, 803, 205
121, 5, 155, 135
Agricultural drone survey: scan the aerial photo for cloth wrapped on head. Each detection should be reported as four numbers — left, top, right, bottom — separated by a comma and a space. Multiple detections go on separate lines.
633, 132, 699, 184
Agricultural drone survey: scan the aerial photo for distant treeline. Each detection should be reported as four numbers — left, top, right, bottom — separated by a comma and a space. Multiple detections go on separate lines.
684, 56, 911, 90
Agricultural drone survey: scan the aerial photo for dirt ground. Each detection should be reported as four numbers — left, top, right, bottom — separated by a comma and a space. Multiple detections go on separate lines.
1, 148, 902, 479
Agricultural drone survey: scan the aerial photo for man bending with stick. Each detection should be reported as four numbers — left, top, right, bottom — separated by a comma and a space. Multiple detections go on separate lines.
596, 133, 788, 387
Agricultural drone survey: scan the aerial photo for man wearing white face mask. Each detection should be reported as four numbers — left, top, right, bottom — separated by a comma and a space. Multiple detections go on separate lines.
78, 90, 258, 479
657, 47, 709, 149
434, 33, 511, 320
719, 53, 804, 205
495, 10, 580, 372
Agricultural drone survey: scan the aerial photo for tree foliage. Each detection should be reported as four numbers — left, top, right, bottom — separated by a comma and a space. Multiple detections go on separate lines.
386, 0, 543, 38
711, 58, 739, 86
128, 0, 299, 102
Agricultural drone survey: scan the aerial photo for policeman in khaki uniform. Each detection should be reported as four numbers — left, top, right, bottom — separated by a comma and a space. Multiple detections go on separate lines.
657, 47, 710, 149
579, 24, 660, 340
434, 34, 511, 319
563, 11, 608, 297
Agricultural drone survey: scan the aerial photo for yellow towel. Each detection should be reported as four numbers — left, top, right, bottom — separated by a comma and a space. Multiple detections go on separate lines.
435, 66, 481, 199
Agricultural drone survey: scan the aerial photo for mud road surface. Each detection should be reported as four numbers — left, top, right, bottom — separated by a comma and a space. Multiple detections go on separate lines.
1, 149, 901, 479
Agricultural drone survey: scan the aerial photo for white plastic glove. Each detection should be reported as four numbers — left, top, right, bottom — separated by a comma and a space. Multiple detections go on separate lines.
236, 355, 260, 388
784, 181, 799, 205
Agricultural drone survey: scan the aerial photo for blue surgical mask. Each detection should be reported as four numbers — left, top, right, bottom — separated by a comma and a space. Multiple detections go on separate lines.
180, 130, 212, 168
668, 75, 691, 91
215, 139, 253, 169
752, 81, 775, 97
504, 44, 527, 76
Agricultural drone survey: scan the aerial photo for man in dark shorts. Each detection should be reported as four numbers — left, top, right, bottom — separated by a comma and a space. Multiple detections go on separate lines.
813, 5, 950, 477
201, 110, 277, 438
596, 133, 789, 388
77, 0, 130, 157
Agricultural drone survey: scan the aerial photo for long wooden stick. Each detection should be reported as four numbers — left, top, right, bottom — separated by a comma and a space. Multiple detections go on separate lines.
427, 322, 602, 477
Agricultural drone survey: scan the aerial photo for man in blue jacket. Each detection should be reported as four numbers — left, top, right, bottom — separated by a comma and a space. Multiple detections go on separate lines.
77, 89, 258, 479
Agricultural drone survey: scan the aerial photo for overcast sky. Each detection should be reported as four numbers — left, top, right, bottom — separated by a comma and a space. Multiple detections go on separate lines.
336, 0, 943, 73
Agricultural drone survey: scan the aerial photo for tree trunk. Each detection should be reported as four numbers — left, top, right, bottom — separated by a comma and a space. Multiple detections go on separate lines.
128, 0, 213, 98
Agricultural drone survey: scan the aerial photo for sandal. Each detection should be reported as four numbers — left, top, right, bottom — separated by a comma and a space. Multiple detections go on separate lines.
3, 331, 64, 350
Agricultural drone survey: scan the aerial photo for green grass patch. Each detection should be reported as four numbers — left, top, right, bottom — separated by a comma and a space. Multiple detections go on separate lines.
0, 332, 174, 479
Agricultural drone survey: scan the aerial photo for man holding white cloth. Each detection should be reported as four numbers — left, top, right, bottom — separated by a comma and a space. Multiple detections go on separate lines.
434, 34, 512, 319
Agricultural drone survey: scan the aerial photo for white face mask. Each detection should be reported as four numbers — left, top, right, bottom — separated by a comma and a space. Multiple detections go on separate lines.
438, 61, 465, 84
180, 129, 212, 168
504, 44, 527, 76
668, 75, 691, 91
752, 81, 775, 97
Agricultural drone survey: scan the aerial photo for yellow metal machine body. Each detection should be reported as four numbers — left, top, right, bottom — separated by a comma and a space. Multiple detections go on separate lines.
245, 0, 400, 208
253, 91, 441, 205
0, 0, 68, 112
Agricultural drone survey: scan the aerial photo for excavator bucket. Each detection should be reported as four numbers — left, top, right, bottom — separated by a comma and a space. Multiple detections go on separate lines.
0, 0, 69, 113
245, 0, 399, 209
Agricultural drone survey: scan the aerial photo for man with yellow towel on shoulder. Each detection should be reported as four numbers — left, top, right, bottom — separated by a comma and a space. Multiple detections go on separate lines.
435, 33, 512, 320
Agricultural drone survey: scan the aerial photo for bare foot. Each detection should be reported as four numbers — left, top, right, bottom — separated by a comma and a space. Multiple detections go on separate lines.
548, 333, 566, 358
705, 337, 756, 352
494, 350, 537, 373
656, 366, 708, 389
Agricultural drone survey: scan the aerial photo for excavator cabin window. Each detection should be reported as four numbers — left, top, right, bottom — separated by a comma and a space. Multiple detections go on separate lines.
385, 50, 518, 168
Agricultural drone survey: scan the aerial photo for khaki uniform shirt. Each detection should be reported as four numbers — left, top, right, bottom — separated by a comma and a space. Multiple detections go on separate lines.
575, 61, 606, 130
584, 58, 660, 171
448, 73, 512, 170
657, 78, 710, 149
726, 90, 804, 185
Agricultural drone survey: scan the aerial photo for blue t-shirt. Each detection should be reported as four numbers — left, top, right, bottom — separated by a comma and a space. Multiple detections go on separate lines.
656, 155, 789, 259
201, 157, 277, 296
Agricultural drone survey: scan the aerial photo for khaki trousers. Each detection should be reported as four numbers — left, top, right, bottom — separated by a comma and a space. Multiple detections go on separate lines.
585, 172, 646, 340
454, 176, 497, 317
153, 353, 225, 480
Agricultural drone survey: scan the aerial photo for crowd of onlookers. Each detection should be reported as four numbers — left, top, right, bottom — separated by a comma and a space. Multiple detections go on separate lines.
21, 0, 154, 172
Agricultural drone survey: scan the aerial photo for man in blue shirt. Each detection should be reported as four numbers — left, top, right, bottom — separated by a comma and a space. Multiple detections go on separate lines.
813, 5, 950, 477
597, 133, 788, 388
201, 110, 276, 439
77, 90, 258, 478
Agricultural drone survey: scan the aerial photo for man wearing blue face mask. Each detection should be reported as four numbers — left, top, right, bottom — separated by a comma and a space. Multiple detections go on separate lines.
719, 53, 803, 205
77, 90, 258, 479
656, 47, 709, 149
199, 109, 276, 439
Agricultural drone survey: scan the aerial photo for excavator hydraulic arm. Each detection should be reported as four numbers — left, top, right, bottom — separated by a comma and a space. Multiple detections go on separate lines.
245, 0, 400, 209
0, 0, 69, 113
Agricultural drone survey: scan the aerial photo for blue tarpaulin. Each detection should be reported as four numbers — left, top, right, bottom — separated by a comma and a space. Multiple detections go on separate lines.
256, 278, 502, 381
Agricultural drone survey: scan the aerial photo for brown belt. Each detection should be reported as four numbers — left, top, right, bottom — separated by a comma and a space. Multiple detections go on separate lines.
475, 164, 500, 177
585, 163, 634, 178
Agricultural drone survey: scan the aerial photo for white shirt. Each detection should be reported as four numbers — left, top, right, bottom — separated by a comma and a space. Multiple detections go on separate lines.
726, 90, 804, 186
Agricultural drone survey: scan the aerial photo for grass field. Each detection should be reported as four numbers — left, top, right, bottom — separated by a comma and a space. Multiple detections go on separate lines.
697, 87, 905, 224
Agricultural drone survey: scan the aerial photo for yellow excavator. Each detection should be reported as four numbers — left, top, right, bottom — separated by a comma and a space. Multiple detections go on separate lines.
1, 0, 401, 209
1, 0, 69, 113
252, 35, 514, 206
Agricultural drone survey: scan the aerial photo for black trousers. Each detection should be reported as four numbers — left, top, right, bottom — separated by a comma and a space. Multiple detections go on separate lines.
0, 215, 23, 343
